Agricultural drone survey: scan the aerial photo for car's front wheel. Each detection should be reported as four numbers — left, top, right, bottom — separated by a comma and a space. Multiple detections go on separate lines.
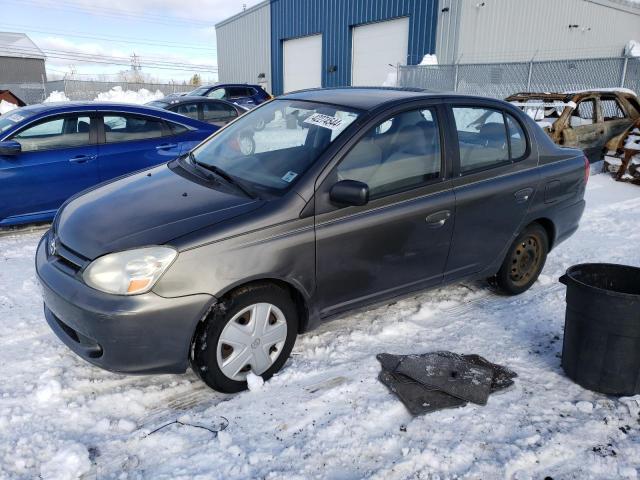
492, 223, 549, 295
190, 284, 298, 393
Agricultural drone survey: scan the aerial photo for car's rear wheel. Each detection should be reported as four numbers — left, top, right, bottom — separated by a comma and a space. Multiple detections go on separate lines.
190, 284, 298, 393
492, 223, 548, 295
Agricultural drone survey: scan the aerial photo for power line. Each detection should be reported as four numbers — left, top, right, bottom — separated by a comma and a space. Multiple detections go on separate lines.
0, 23, 216, 52
6, 0, 216, 28
2, 45, 218, 72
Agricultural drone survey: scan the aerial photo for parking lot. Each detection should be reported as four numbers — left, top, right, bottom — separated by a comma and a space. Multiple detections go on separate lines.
1, 173, 638, 479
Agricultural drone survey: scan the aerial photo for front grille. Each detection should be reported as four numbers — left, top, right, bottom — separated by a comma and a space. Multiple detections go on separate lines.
50, 237, 90, 276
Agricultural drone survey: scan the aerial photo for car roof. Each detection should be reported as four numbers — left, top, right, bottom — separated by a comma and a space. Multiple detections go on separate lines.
197, 83, 262, 90
279, 87, 468, 110
151, 97, 237, 106
4, 102, 213, 128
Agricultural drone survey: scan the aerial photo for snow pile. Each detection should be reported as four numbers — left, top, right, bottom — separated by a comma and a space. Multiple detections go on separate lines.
39, 443, 91, 480
43, 91, 70, 103
419, 54, 438, 65
382, 71, 397, 87
625, 40, 640, 57
0, 99, 18, 115
93, 86, 164, 104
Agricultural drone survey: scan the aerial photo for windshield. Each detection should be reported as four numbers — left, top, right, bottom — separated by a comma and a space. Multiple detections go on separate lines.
147, 100, 170, 108
0, 108, 34, 135
190, 86, 210, 96
189, 99, 360, 194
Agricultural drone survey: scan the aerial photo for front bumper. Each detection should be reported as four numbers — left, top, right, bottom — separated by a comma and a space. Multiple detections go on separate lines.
36, 233, 214, 374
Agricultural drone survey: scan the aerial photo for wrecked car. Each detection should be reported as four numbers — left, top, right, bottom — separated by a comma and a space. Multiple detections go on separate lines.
507, 89, 640, 163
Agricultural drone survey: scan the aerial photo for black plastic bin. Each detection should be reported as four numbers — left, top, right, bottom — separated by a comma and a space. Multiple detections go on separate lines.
560, 263, 640, 396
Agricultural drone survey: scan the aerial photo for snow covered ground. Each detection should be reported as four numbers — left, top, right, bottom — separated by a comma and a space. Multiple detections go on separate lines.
0, 174, 639, 480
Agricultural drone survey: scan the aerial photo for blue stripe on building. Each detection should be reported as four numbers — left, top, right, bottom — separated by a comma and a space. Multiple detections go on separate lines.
270, 0, 439, 95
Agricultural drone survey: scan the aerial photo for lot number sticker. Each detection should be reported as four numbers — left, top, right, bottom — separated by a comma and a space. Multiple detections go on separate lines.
304, 113, 343, 131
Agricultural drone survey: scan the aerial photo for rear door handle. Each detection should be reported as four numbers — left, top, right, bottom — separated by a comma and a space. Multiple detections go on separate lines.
69, 154, 96, 164
425, 210, 451, 228
514, 187, 534, 203
156, 143, 178, 150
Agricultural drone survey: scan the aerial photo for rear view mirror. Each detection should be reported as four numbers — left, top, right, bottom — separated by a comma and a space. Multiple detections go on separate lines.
0, 140, 21, 156
330, 179, 369, 207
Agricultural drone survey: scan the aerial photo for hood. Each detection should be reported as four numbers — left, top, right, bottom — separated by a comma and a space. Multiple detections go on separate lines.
56, 163, 262, 259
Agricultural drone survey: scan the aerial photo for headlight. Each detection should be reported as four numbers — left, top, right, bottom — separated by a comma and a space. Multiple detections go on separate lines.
83, 246, 177, 295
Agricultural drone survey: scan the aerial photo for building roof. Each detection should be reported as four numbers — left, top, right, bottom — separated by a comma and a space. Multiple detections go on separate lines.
0, 32, 45, 60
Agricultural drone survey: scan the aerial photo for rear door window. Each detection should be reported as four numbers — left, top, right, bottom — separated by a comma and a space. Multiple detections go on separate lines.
103, 115, 165, 143
452, 107, 509, 173
600, 98, 627, 121
570, 100, 595, 127
173, 103, 199, 120
228, 87, 250, 99
12, 115, 92, 152
203, 102, 238, 122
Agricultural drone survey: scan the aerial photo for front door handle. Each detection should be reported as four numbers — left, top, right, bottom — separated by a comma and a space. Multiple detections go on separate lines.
156, 143, 178, 150
514, 187, 534, 203
69, 154, 96, 164
425, 210, 451, 228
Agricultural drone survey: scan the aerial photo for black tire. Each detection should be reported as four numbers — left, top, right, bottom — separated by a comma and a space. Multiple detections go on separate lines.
190, 283, 298, 393
492, 223, 549, 295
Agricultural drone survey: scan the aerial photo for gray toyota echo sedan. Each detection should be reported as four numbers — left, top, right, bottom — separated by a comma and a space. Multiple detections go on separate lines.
36, 88, 587, 392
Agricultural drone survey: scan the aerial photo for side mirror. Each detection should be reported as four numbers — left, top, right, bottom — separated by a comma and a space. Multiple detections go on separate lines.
0, 140, 21, 156
330, 179, 369, 207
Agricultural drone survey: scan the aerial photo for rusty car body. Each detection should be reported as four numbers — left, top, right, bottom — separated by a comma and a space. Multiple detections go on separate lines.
603, 117, 640, 183
507, 89, 640, 163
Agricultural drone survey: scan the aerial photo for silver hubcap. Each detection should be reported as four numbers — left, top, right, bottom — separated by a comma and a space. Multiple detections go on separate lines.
217, 303, 288, 381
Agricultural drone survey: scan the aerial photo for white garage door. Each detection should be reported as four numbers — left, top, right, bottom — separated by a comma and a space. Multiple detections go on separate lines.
351, 17, 409, 86
283, 34, 322, 93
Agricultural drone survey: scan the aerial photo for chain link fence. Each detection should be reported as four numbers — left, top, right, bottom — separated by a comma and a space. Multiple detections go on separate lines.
398, 57, 640, 98
0, 80, 194, 105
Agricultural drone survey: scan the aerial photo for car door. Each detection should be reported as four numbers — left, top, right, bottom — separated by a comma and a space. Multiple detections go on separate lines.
0, 113, 98, 225
314, 104, 455, 316
443, 104, 538, 282
96, 112, 183, 181
558, 98, 602, 162
201, 101, 239, 126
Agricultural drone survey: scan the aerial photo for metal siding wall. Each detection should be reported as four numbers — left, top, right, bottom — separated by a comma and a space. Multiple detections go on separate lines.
447, 0, 640, 64
0, 57, 46, 84
216, 2, 272, 91
270, 0, 439, 95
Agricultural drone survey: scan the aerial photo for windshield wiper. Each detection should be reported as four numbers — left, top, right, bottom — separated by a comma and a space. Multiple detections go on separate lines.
189, 152, 255, 199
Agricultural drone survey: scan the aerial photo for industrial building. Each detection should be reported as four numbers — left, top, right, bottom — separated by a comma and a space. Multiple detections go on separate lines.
0, 32, 47, 84
215, 0, 640, 95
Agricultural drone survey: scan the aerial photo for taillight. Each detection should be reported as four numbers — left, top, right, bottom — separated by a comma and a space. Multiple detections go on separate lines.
584, 155, 590, 184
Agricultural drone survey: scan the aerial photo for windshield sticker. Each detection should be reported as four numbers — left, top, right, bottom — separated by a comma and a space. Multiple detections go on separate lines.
7, 114, 24, 123
304, 113, 343, 131
281, 171, 298, 183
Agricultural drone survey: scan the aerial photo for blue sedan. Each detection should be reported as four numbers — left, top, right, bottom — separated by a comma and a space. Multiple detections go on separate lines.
0, 102, 217, 227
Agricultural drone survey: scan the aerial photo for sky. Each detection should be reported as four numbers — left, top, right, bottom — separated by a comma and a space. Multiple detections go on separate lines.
1, 0, 264, 83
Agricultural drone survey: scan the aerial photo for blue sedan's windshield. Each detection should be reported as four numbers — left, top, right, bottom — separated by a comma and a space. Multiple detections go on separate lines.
190, 99, 359, 194
0, 108, 35, 135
